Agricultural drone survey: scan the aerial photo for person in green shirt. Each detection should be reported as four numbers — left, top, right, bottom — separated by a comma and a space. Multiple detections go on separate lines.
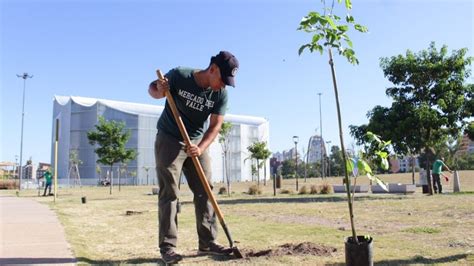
431, 157, 452, 194
42, 169, 53, 196
148, 51, 239, 264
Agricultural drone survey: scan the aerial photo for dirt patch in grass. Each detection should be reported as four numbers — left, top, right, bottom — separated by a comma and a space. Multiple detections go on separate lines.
244, 242, 337, 257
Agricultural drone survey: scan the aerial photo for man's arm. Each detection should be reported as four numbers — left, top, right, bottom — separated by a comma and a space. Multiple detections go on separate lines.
148, 78, 169, 99
442, 161, 452, 172
186, 114, 224, 157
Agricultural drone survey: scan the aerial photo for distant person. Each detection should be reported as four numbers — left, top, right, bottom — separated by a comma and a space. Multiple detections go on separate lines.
432, 157, 452, 194
42, 169, 53, 196
148, 51, 239, 264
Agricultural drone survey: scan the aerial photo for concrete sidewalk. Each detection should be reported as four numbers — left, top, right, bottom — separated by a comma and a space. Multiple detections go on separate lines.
0, 195, 76, 265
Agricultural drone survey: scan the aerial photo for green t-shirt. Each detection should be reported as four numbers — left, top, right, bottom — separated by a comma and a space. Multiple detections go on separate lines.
157, 67, 228, 140
44, 171, 53, 184
432, 159, 444, 174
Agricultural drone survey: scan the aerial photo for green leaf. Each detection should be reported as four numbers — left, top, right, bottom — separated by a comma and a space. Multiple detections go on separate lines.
346, 158, 354, 173
312, 34, 322, 44
375, 151, 388, 159
345, 38, 353, 48
366, 131, 381, 143
318, 15, 328, 26
354, 24, 369, 33
346, 14, 354, 23
298, 44, 310, 55
358, 159, 373, 175
370, 175, 388, 191
337, 25, 349, 33
345, 0, 352, 10
314, 44, 324, 54
381, 158, 389, 170
326, 16, 338, 30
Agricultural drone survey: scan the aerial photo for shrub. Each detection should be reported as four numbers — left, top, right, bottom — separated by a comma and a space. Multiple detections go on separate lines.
280, 189, 293, 194
248, 185, 262, 195
319, 183, 333, 194
218, 186, 227, 195
299, 185, 308, 195
310, 185, 318, 194
0, 180, 18, 190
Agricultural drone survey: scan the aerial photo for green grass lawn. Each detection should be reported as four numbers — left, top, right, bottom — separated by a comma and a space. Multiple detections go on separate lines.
5, 171, 474, 265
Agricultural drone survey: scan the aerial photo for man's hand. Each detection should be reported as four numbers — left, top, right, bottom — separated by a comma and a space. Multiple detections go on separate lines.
186, 143, 202, 157
148, 77, 169, 99
157, 77, 170, 92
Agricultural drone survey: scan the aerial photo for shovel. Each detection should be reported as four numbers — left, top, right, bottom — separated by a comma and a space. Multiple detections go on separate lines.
156, 70, 244, 258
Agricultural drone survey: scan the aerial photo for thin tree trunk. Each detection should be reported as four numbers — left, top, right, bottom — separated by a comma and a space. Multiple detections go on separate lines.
411, 155, 415, 185
328, 48, 358, 243
257, 159, 260, 188
226, 150, 231, 196
425, 148, 434, 195
264, 160, 267, 186
118, 168, 121, 192
109, 166, 113, 195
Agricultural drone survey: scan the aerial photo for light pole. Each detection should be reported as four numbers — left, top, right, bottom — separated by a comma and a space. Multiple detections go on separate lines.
16, 73, 33, 191
14, 155, 18, 179
326, 141, 332, 177
318, 92, 324, 179
293, 135, 299, 191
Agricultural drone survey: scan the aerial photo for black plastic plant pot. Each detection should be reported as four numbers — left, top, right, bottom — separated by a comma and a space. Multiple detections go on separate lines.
345, 235, 373, 266
81, 196, 87, 204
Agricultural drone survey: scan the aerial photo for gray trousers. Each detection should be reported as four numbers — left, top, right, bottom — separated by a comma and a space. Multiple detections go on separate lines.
154, 131, 217, 252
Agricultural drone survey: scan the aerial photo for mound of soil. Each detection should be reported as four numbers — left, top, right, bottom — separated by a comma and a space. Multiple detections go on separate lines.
244, 242, 337, 257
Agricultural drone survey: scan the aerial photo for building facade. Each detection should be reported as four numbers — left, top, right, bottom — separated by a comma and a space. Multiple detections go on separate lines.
307, 135, 326, 163
457, 134, 474, 156
51, 96, 270, 186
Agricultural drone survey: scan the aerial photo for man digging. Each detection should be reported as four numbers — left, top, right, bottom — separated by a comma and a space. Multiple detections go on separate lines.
149, 51, 239, 264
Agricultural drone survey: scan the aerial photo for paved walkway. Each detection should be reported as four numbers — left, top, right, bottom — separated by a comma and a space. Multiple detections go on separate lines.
0, 195, 76, 265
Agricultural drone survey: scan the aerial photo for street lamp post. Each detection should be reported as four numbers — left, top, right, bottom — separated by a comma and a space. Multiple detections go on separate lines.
318, 92, 324, 179
16, 73, 33, 191
293, 136, 299, 191
326, 141, 332, 177
14, 155, 18, 179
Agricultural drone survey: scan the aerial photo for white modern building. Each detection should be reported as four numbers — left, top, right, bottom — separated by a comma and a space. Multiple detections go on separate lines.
51, 96, 270, 186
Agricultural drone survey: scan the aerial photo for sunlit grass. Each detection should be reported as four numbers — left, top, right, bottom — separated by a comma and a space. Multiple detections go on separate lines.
3, 171, 473, 265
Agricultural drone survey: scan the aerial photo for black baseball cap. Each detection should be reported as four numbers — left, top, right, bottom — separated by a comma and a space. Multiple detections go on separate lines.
210, 51, 239, 87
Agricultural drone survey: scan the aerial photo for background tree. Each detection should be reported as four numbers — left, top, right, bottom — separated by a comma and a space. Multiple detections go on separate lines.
280, 159, 295, 178
118, 162, 128, 191
329, 145, 344, 176
95, 164, 102, 183
350, 42, 473, 194
129, 170, 137, 185
87, 116, 137, 195
69, 149, 83, 187
247, 141, 271, 188
260, 145, 272, 186
143, 166, 151, 185
218, 121, 233, 196
457, 154, 474, 170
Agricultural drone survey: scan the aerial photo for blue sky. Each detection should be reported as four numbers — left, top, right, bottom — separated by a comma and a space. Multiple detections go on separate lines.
1, 0, 473, 164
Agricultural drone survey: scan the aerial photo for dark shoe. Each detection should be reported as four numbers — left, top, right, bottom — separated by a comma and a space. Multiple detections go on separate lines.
161, 249, 183, 264
199, 242, 233, 255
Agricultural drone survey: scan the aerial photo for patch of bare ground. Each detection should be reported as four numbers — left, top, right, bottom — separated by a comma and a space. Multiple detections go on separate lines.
244, 242, 337, 257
